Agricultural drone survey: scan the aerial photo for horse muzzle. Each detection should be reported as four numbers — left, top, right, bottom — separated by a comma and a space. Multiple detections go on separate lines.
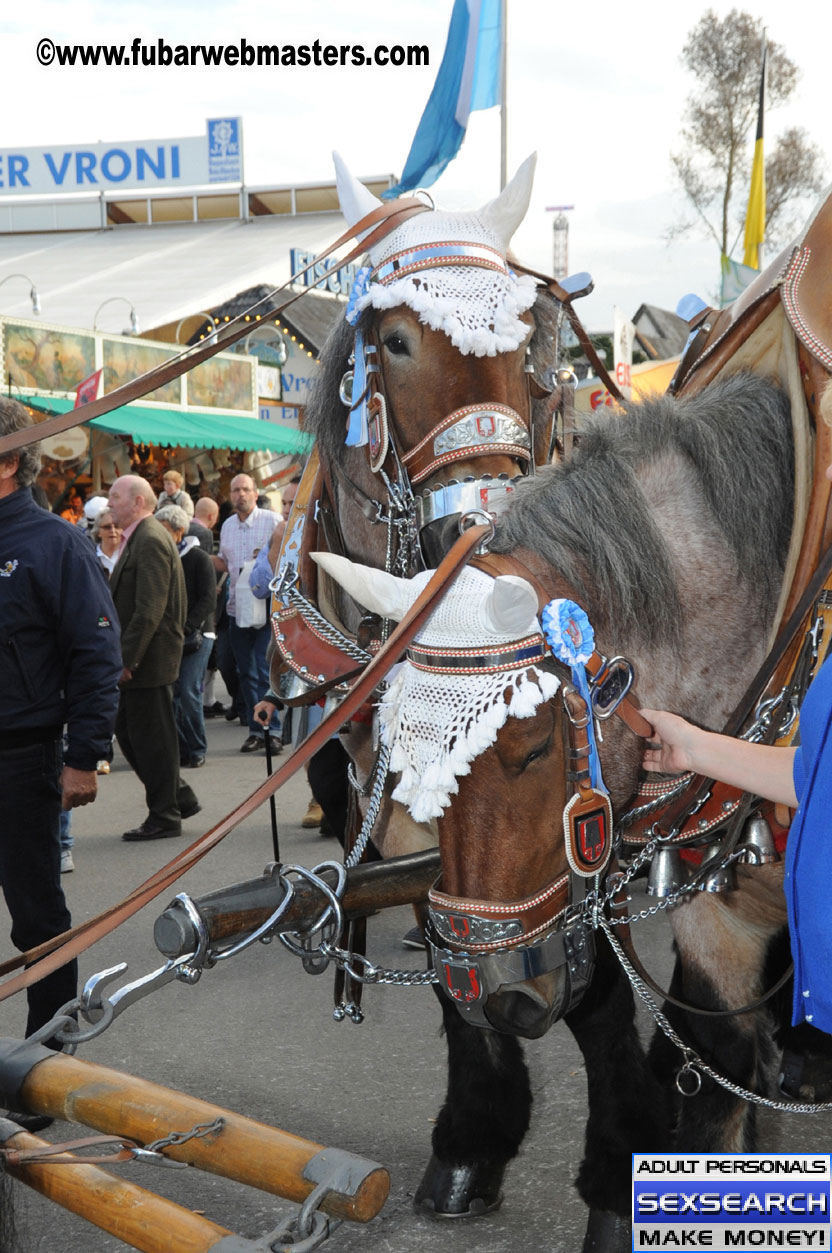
426, 912, 595, 1035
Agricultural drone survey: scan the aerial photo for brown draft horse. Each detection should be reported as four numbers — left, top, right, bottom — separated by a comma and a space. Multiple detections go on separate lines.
318, 366, 832, 1250
278, 156, 572, 1223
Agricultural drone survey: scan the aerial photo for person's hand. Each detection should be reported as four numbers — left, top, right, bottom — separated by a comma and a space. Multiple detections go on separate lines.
254, 699, 277, 727
61, 766, 98, 809
119, 667, 133, 684
641, 709, 702, 775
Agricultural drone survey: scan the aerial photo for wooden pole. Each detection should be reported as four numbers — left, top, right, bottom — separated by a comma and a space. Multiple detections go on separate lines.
17, 1053, 389, 1223
154, 848, 441, 959
1, 1125, 238, 1253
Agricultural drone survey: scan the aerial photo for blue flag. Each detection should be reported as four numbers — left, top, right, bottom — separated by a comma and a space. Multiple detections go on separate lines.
382, 0, 503, 199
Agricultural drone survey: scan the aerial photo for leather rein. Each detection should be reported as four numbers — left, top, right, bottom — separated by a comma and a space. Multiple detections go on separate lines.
0, 526, 488, 1005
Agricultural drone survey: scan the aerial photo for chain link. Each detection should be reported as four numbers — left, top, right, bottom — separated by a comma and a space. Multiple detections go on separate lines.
344, 743, 390, 869
144, 1116, 226, 1156
319, 942, 438, 986
283, 588, 372, 664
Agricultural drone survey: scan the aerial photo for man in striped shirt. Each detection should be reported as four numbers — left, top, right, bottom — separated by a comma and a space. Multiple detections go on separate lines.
215, 474, 281, 753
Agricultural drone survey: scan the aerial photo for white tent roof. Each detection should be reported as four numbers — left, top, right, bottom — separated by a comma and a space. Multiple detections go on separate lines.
0, 211, 345, 336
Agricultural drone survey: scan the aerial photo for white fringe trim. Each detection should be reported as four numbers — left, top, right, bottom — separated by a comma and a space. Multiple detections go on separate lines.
378, 664, 560, 822
356, 270, 539, 358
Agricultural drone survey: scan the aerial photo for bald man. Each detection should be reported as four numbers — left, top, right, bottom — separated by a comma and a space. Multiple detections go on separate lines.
189, 496, 219, 554
108, 475, 200, 839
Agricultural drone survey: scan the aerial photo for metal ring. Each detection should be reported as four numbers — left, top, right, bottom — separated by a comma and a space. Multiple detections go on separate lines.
676, 1065, 702, 1097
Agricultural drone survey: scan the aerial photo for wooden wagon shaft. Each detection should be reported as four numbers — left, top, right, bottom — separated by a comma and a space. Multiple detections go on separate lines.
153, 848, 441, 960
0, 1044, 389, 1223
0, 1120, 243, 1253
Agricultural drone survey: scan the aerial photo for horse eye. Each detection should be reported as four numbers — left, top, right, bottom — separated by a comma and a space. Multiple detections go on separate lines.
521, 738, 551, 771
383, 334, 409, 356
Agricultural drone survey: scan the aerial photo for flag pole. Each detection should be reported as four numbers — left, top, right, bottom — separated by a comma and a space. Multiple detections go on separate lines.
499, 0, 507, 189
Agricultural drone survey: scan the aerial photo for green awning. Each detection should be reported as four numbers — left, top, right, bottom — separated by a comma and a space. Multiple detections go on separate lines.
29, 397, 313, 455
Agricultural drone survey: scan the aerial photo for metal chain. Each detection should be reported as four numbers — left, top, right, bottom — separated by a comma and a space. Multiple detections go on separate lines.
344, 742, 391, 869
284, 588, 372, 664
599, 916, 832, 1114
319, 942, 438, 986
144, 1116, 226, 1155
616, 777, 693, 831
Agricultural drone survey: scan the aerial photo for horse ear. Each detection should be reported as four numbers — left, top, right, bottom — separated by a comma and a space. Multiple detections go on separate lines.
484, 575, 540, 636
478, 153, 537, 248
333, 151, 383, 239
311, 552, 416, 621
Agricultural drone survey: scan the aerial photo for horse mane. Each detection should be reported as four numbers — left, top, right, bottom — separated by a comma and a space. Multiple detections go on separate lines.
491, 372, 795, 647
302, 287, 560, 467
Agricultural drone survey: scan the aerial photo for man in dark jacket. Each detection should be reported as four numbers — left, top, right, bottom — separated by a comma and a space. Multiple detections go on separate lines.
108, 475, 200, 840
0, 398, 122, 1058
156, 503, 217, 768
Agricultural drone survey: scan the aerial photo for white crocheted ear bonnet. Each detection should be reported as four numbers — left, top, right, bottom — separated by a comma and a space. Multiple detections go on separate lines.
334, 152, 539, 358
311, 553, 560, 823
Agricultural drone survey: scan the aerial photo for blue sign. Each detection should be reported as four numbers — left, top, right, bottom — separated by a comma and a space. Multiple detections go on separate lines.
207, 118, 242, 184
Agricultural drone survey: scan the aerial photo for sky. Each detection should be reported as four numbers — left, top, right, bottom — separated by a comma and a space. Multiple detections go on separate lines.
2, 0, 829, 331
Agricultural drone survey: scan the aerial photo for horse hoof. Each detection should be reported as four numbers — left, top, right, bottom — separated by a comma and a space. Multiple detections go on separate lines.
414, 1154, 505, 1219
582, 1208, 631, 1252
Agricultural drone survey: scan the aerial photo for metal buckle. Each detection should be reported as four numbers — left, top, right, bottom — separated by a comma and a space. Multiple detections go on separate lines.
590, 656, 635, 720
269, 564, 299, 598
458, 510, 496, 554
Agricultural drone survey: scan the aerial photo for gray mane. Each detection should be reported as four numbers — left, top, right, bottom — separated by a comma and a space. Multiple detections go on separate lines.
491, 372, 794, 647
302, 287, 559, 468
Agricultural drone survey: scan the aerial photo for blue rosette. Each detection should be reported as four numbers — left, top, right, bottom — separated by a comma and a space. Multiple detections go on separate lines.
541, 598, 602, 789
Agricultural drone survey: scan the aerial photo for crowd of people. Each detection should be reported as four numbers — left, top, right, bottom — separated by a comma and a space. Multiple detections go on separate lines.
0, 399, 324, 1131
53, 464, 302, 778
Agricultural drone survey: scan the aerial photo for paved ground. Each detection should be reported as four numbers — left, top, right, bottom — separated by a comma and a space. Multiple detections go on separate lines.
1, 706, 831, 1252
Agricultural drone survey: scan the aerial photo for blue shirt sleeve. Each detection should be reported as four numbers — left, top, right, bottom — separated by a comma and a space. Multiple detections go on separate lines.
249, 546, 275, 599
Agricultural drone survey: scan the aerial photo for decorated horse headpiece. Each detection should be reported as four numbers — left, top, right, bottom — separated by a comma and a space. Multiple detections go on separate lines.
312, 551, 561, 822
334, 151, 539, 359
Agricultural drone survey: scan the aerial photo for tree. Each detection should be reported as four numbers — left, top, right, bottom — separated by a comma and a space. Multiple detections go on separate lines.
671, 9, 826, 258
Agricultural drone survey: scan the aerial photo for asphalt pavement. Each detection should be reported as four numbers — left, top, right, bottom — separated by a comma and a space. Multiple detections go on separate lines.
1, 705, 831, 1253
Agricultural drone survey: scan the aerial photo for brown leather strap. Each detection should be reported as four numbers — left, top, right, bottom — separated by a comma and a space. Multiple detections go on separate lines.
613, 916, 794, 1018
512, 262, 624, 403
0, 198, 432, 457
0, 1134, 139, 1166
0, 525, 487, 1003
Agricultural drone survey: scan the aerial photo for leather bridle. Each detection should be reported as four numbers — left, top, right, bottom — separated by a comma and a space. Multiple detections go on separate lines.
399, 613, 650, 1030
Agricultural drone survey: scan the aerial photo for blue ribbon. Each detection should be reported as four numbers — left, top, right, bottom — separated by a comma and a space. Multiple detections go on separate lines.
345, 266, 372, 327
345, 267, 373, 447
541, 598, 602, 790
